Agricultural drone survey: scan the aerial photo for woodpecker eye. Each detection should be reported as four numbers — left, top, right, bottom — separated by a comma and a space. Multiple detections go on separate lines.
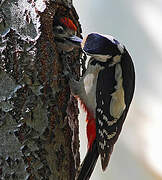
55, 26, 64, 34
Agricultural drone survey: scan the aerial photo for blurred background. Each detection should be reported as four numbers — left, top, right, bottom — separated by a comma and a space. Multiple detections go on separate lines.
73, 0, 162, 179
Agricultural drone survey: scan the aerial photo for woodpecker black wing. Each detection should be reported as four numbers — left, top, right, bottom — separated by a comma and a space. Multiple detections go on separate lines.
96, 50, 135, 170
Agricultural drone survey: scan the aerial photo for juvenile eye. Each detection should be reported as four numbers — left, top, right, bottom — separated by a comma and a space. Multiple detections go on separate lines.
56, 26, 64, 34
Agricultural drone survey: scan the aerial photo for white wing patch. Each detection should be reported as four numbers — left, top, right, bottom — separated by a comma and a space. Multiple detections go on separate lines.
110, 64, 126, 119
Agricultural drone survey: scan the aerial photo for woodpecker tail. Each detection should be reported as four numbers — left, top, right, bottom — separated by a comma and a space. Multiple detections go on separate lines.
75, 140, 99, 180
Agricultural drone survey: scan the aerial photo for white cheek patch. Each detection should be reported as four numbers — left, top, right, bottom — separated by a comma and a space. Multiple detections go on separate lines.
93, 54, 112, 62
110, 64, 126, 119
109, 55, 121, 67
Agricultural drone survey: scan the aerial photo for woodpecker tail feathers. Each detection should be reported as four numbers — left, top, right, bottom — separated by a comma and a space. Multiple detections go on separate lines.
75, 140, 99, 180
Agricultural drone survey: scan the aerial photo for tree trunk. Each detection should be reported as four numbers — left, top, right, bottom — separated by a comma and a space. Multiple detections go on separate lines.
0, 0, 81, 179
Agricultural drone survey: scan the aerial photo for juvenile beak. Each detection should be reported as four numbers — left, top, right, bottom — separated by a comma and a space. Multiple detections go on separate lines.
67, 35, 82, 46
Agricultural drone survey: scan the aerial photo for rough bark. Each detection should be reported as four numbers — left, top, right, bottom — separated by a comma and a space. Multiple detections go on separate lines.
0, 0, 81, 179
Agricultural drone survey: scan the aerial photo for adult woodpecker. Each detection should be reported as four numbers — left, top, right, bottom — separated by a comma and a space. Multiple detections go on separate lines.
53, 17, 82, 51
68, 33, 135, 180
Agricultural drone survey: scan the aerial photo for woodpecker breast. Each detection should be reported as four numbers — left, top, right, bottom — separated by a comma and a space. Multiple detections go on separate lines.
80, 59, 104, 116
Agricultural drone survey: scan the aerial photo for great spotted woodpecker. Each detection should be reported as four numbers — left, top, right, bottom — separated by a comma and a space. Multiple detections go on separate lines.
53, 18, 135, 179
68, 33, 135, 180
53, 17, 82, 52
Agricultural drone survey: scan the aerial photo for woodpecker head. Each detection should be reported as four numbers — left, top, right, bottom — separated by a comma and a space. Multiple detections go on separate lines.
53, 17, 82, 52
82, 33, 125, 62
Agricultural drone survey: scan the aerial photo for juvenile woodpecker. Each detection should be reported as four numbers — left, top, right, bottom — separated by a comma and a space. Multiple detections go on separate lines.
69, 33, 135, 180
53, 17, 82, 51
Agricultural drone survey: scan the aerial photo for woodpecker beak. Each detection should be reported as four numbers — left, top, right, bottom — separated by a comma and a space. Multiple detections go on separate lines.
67, 35, 82, 46
54, 34, 82, 52
54, 34, 82, 49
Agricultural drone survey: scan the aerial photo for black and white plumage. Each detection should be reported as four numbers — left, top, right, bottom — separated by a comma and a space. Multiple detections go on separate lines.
70, 33, 135, 180
95, 42, 135, 170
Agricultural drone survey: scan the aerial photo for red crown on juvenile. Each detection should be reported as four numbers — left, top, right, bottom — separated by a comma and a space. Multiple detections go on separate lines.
60, 17, 77, 32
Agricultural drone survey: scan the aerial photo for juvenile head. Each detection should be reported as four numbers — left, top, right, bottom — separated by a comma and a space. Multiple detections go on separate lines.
53, 17, 82, 51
